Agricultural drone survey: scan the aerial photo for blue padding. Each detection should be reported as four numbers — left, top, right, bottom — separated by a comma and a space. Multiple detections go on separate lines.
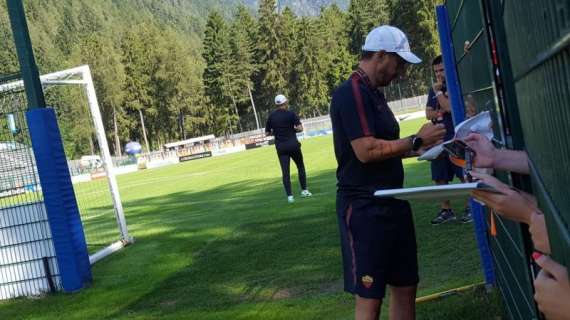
471, 201, 496, 284
26, 108, 92, 292
436, 5, 466, 125
436, 4, 496, 285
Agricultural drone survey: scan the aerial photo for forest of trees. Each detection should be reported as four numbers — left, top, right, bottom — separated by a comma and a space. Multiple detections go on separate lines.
0, 0, 440, 158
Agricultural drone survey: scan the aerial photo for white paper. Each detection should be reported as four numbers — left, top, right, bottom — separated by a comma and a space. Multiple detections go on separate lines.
374, 182, 499, 201
418, 111, 493, 161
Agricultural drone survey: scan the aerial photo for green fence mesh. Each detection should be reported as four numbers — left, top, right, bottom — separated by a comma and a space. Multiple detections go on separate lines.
444, 0, 569, 319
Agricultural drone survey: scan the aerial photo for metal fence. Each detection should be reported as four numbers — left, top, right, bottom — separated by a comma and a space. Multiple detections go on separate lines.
229, 95, 427, 142
387, 95, 428, 115
498, 0, 570, 271
1, 13, 129, 297
0, 86, 61, 299
446, 0, 570, 319
447, 1, 537, 319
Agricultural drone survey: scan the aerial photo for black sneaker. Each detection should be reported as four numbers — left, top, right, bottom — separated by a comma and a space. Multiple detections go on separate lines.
460, 207, 473, 224
431, 209, 457, 225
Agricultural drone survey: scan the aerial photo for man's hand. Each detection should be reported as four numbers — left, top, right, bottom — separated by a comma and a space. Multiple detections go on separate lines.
470, 172, 537, 224
416, 123, 445, 148
534, 255, 570, 320
463, 133, 496, 168
294, 124, 303, 133
432, 82, 443, 92
529, 212, 551, 254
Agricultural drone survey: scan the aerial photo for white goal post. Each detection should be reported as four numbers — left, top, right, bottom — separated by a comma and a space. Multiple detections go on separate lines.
0, 65, 132, 265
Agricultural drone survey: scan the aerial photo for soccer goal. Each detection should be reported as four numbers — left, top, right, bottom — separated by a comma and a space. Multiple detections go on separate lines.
0, 65, 131, 271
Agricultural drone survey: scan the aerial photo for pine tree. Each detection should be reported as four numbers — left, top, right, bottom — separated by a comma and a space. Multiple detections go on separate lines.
346, 0, 390, 55
254, 0, 282, 116
70, 34, 128, 155
275, 7, 297, 93
229, 5, 258, 130
319, 4, 354, 92
202, 11, 235, 136
120, 24, 160, 150
388, 0, 438, 98
292, 17, 329, 117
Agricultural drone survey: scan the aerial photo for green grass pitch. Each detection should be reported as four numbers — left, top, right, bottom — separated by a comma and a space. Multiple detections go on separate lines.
0, 118, 503, 319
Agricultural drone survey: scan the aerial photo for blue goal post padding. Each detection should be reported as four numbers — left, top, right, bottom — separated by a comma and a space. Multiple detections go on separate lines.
26, 108, 92, 292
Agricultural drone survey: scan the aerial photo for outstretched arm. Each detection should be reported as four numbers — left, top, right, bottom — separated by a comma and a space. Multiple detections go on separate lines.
351, 122, 445, 163
464, 133, 529, 174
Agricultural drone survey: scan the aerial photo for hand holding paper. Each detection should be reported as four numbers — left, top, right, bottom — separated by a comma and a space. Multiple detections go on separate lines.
463, 133, 496, 168
470, 172, 537, 224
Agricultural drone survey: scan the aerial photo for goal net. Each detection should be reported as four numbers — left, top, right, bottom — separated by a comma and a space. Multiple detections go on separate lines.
0, 65, 131, 274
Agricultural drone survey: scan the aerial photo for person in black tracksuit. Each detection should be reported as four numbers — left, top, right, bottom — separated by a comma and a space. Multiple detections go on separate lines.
265, 94, 312, 203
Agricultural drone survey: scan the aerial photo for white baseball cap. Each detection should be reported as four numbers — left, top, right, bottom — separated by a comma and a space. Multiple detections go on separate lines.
362, 25, 422, 64
275, 94, 288, 105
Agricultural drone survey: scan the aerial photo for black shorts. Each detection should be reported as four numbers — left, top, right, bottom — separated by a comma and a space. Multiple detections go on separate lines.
336, 194, 419, 299
430, 154, 464, 182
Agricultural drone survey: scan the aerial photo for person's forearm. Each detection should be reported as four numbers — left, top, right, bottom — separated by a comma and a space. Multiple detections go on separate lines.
367, 138, 413, 161
359, 138, 412, 163
494, 149, 529, 174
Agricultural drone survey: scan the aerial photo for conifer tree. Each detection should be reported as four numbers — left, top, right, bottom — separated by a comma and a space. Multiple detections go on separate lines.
293, 17, 329, 117
346, 0, 389, 55
202, 11, 235, 135
319, 4, 354, 92
224, 6, 257, 131
388, 0, 438, 97
254, 0, 283, 115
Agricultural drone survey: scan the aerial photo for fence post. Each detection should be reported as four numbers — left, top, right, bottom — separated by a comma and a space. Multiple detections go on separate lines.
436, 4, 496, 287
6, 0, 45, 109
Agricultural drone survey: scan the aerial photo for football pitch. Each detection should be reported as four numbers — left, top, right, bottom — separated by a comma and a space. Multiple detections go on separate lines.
0, 119, 503, 319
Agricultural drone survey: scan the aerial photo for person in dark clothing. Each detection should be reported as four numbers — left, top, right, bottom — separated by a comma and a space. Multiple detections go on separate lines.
425, 55, 472, 225
330, 25, 445, 320
265, 94, 312, 203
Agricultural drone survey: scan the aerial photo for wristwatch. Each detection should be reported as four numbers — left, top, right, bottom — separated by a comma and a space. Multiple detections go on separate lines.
435, 91, 444, 98
410, 135, 423, 151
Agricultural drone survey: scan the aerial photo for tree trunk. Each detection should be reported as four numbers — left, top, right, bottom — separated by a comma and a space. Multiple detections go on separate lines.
113, 105, 122, 157
139, 108, 150, 153
247, 84, 260, 131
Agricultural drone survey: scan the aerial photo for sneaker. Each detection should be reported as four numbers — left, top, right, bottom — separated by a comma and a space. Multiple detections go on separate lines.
460, 207, 473, 224
287, 196, 295, 203
301, 190, 312, 198
431, 209, 457, 225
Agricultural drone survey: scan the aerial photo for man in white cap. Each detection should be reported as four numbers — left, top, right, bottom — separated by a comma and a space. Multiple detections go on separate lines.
330, 26, 445, 319
265, 94, 311, 203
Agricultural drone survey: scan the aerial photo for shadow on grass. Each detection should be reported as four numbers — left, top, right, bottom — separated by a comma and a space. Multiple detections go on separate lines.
98, 168, 340, 318
92, 161, 491, 319
0, 159, 500, 320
